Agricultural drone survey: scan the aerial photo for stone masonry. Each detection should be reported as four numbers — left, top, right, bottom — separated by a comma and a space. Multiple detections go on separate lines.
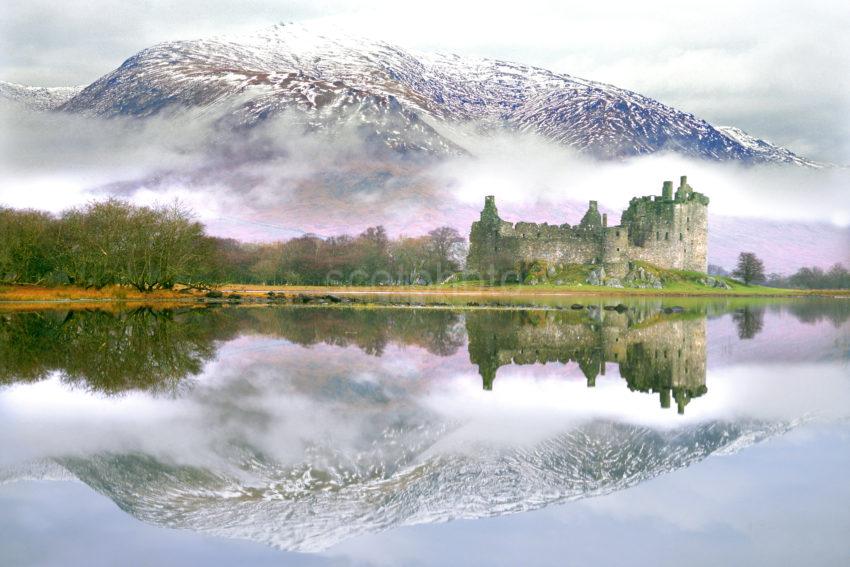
466, 176, 709, 278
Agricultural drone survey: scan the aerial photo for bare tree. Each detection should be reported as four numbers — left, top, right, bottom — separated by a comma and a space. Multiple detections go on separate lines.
427, 226, 466, 276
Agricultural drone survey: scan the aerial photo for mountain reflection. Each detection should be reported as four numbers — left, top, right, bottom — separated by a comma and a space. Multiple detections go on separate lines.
1, 299, 849, 553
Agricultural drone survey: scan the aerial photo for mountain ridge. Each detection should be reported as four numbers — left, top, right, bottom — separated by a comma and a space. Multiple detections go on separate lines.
3, 23, 821, 166
0, 80, 83, 111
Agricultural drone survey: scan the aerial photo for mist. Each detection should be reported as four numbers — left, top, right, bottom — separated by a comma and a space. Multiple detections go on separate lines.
2, 308, 849, 469
1, 101, 847, 273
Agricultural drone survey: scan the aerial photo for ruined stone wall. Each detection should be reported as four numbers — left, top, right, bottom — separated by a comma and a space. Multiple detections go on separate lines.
467, 177, 709, 276
618, 177, 709, 272
602, 226, 630, 278
467, 199, 606, 275
504, 222, 602, 266
620, 200, 708, 272
466, 196, 520, 277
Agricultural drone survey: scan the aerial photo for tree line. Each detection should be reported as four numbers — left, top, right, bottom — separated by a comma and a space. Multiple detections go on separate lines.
765, 263, 850, 290
719, 252, 850, 290
0, 200, 466, 289
2, 200, 846, 290
212, 225, 466, 285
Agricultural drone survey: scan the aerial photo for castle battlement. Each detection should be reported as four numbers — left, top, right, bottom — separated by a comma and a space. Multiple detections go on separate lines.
467, 176, 709, 279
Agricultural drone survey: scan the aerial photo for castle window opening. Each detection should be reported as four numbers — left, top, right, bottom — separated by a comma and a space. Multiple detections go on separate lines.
665, 232, 669, 240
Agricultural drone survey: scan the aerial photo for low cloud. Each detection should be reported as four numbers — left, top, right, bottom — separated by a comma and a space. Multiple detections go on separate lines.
0, 105, 847, 273
434, 128, 850, 226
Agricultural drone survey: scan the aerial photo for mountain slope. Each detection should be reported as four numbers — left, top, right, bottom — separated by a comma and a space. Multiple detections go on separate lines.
0, 80, 83, 111
716, 126, 825, 168
55, 23, 816, 165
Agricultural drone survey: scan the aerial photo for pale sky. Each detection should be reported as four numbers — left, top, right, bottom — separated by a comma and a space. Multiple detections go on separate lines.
1, 0, 848, 163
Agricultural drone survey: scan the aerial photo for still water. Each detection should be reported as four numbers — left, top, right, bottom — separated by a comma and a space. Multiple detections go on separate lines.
1, 297, 848, 566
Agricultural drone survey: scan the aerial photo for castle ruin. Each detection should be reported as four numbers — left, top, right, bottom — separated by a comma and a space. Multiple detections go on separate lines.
467, 176, 709, 280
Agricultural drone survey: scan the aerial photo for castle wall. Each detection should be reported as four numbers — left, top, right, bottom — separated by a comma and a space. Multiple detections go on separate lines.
602, 227, 630, 278
502, 222, 602, 266
467, 176, 709, 276
620, 186, 708, 273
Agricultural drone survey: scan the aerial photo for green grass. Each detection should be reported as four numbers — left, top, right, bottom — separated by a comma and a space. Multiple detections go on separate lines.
432, 261, 841, 296
434, 280, 793, 296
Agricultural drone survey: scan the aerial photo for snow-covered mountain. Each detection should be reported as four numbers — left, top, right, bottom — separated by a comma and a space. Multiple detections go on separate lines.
46, 23, 816, 165
0, 80, 82, 111
716, 126, 824, 168
2, 24, 841, 273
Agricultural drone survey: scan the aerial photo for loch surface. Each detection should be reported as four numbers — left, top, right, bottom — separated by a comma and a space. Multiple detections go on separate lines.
1, 298, 848, 566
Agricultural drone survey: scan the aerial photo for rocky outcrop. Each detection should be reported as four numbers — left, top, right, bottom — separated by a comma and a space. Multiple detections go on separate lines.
623, 266, 664, 289
586, 265, 663, 289
700, 276, 732, 289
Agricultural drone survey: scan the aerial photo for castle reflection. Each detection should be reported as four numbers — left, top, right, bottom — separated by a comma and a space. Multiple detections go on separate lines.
466, 308, 707, 414
2, 299, 847, 412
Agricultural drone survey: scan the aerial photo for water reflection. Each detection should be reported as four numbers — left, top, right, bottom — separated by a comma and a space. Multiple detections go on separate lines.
1, 299, 848, 404
0, 299, 848, 552
732, 306, 765, 339
0, 307, 464, 394
0, 307, 237, 394
466, 309, 706, 414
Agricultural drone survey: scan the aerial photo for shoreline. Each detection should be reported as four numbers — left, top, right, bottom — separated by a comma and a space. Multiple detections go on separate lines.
221, 286, 850, 299
0, 284, 848, 308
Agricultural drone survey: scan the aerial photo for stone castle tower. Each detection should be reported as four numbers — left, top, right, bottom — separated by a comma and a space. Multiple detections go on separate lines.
467, 176, 709, 278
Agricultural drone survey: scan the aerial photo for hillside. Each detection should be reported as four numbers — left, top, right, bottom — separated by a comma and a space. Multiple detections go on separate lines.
0, 80, 82, 111
47, 23, 817, 165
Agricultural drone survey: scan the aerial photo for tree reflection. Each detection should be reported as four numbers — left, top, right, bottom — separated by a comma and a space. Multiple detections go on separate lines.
786, 298, 850, 327
0, 306, 464, 394
1, 298, 845, 405
244, 308, 464, 356
732, 307, 765, 339
0, 308, 241, 394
